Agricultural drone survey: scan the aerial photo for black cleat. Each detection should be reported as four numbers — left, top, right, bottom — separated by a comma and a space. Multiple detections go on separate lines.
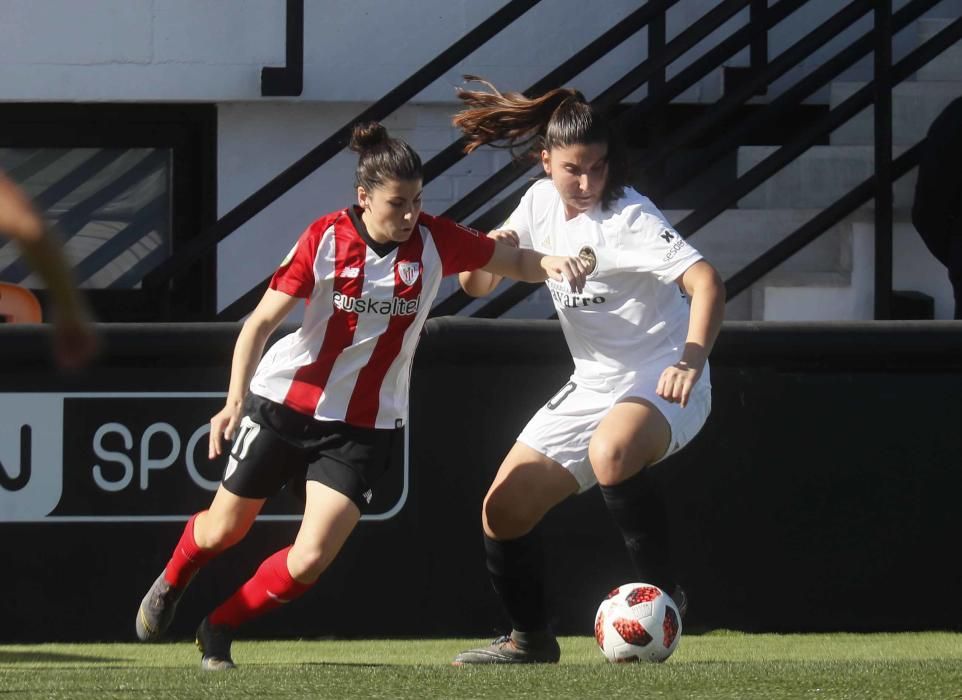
452, 630, 560, 665
671, 585, 688, 621
135, 571, 187, 642
195, 617, 236, 671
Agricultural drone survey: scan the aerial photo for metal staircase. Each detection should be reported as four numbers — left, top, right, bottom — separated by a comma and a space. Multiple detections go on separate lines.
142, 0, 962, 322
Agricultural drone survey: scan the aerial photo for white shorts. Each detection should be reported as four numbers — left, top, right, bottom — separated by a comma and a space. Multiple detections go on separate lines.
517, 367, 711, 493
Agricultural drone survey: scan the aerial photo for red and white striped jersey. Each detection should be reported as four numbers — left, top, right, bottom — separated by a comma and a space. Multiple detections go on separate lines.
249, 206, 495, 429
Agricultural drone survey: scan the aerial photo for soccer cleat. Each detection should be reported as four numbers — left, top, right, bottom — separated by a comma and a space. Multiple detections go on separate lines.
670, 585, 689, 621
452, 630, 561, 665
195, 617, 236, 671
135, 571, 187, 642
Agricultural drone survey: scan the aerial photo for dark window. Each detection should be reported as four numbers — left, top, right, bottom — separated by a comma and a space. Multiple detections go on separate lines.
0, 105, 216, 321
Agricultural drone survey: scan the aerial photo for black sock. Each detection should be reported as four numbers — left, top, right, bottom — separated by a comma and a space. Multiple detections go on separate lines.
599, 469, 676, 593
483, 531, 548, 634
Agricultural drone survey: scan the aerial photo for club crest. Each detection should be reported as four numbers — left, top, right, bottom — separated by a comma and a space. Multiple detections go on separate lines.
397, 261, 421, 286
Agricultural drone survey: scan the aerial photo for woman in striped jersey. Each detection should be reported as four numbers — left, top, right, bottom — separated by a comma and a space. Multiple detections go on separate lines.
133, 121, 589, 671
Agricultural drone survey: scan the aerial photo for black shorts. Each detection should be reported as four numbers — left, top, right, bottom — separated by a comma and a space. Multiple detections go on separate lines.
221, 393, 401, 511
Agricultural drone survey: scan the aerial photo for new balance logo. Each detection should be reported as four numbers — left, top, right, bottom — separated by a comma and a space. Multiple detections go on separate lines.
455, 222, 481, 237
340, 267, 361, 278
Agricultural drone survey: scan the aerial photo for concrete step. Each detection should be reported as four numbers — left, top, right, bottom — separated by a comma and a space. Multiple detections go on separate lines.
736, 145, 917, 210
663, 208, 852, 280
917, 18, 962, 81
829, 80, 962, 146
675, 208, 857, 321
675, 209, 856, 322
760, 221, 955, 321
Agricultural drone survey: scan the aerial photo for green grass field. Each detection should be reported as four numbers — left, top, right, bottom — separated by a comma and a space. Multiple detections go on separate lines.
2, 632, 961, 699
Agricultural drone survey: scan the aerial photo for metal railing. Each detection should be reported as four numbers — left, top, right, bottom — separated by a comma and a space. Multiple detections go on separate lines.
143, 0, 544, 299
150, 1, 959, 322
219, 0, 693, 320
451, 0, 959, 321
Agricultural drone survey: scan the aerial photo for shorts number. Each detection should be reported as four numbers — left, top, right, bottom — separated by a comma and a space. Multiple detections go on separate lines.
230, 416, 261, 461
546, 381, 577, 410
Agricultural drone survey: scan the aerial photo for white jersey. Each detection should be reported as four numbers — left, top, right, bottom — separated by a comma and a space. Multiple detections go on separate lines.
505, 180, 704, 385
250, 206, 495, 429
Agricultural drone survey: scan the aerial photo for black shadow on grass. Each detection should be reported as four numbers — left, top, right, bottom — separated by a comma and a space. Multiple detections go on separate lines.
0, 650, 123, 664
245, 661, 388, 669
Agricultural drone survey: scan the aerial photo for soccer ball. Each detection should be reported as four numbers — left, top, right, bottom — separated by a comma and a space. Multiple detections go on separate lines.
594, 582, 681, 663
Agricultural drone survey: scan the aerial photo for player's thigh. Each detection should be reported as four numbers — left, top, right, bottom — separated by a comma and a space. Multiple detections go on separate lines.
201, 396, 309, 548
483, 441, 580, 540
221, 395, 311, 501
194, 485, 266, 550
288, 481, 361, 583
589, 398, 671, 486
302, 422, 400, 512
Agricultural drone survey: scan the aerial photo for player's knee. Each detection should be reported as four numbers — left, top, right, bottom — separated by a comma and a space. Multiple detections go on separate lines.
589, 437, 635, 486
286, 545, 330, 584
482, 487, 538, 540
194, 513, 250, 551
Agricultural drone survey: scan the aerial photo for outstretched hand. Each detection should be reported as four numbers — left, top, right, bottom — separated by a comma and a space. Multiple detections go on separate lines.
488, 229, 519, 247
541, 255, 589, 293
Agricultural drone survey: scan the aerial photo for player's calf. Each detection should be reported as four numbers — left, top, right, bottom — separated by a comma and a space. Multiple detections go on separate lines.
671, 585, 688, 620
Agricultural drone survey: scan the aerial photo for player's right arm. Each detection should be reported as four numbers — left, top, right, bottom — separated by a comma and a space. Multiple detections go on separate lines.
0, 172, 45, 242
0, 172, 98, 369
209, 288, 300, 458
458, 228, 519, 296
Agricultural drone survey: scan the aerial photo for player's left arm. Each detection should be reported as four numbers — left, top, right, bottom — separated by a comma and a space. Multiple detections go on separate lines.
429, 212, 586, 291
459, 229, 519, 297
656, 260, 725, 407
481, 242, 589, 292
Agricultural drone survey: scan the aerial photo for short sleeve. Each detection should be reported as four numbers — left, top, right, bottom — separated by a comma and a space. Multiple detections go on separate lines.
593, 206, 703, 284
269, 214, 333, 298
422, 213, 497, 276
503, 186, 535, 250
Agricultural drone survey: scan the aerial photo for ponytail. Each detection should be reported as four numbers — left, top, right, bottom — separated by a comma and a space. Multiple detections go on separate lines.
452, 76, 627, 207
453, 75, 583, 155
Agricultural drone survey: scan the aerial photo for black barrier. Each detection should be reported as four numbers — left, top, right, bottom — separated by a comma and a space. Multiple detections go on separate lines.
1, 319, 961, 642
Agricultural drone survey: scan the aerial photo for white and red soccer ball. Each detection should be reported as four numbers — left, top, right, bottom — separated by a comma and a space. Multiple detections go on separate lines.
594, 582, 681, 663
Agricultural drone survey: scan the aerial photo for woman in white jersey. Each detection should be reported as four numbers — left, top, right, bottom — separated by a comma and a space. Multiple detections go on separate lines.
450, 78, 725, 664
133, 122, 589, 671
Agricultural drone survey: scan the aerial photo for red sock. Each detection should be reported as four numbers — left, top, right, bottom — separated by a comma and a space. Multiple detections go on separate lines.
163, 512, 216, 588
208, 546, 313, 629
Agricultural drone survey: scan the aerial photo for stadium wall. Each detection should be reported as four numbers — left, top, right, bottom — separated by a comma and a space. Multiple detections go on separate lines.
0, 319, 960, 642
5, 0, 926, 104
3, 1, 959, 316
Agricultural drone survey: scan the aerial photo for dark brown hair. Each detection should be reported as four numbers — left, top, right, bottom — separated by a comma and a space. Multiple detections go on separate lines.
452, 76, 627, 207
349, 122, 422, 192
